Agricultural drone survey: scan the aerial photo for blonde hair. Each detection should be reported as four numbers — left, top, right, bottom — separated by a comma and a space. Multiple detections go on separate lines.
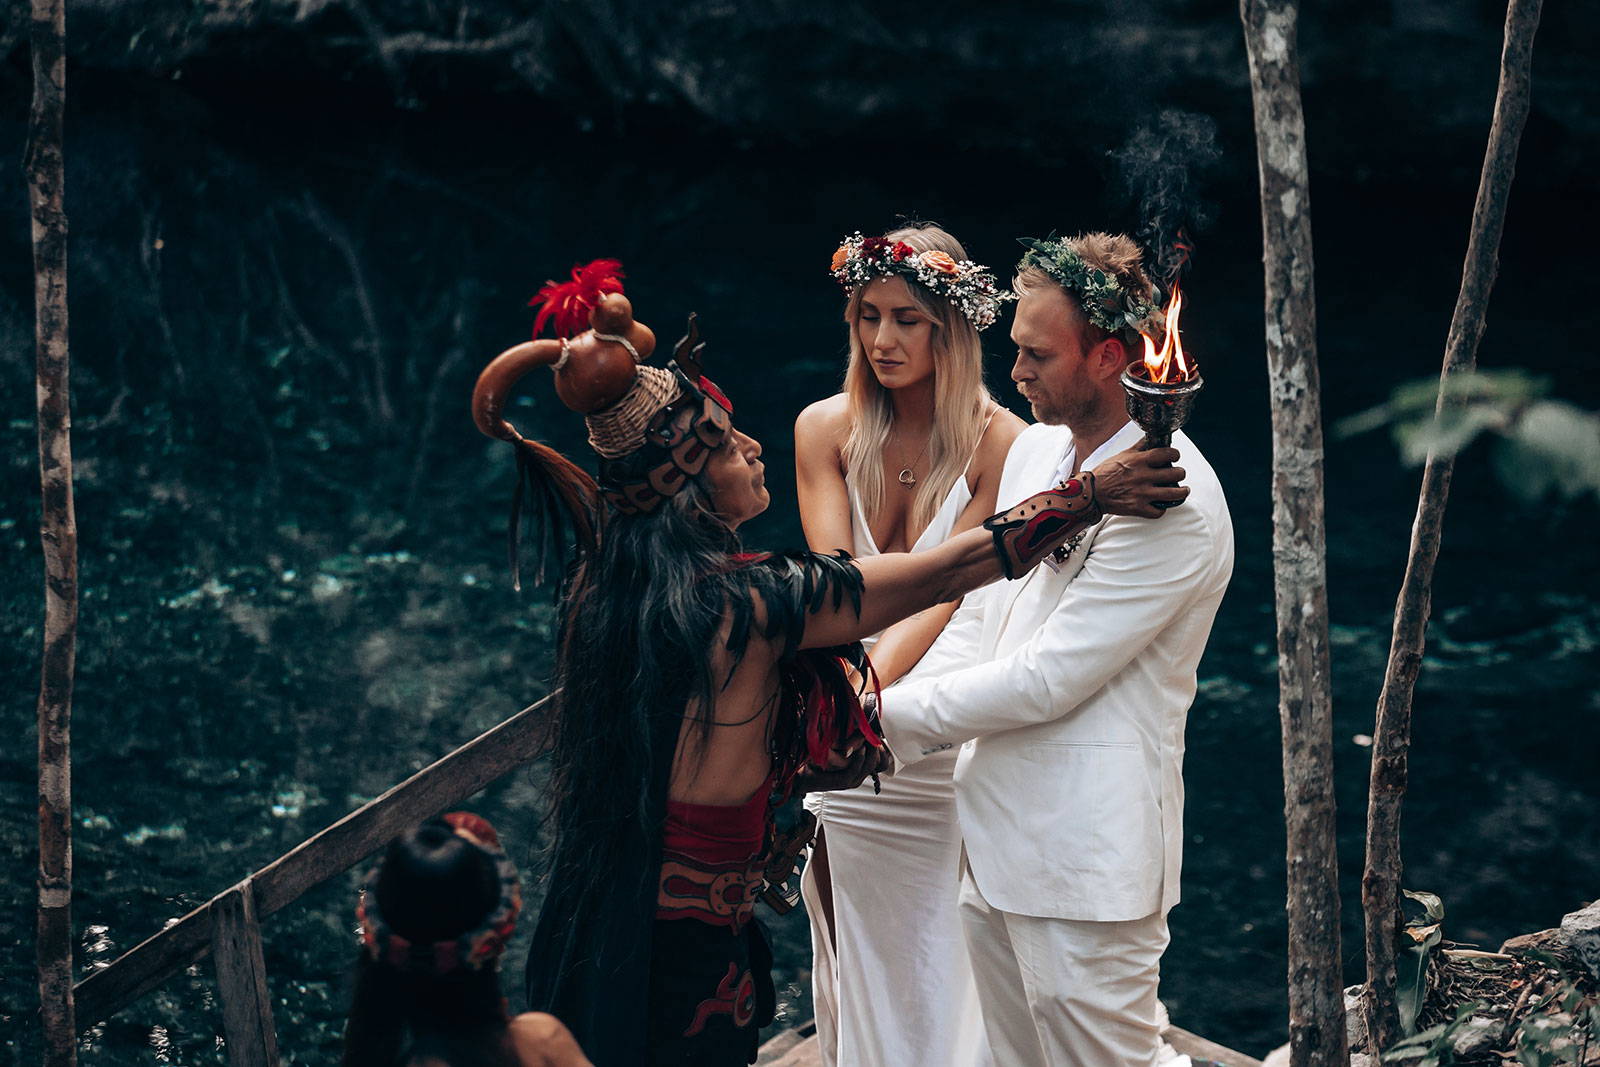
842, 224, 996, 535
1013, 231, 1160, 351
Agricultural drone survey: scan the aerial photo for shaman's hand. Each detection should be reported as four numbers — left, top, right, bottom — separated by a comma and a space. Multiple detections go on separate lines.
981, 444, 1188, 579
793, 742, 893, 795
1091, 444, 1188, 518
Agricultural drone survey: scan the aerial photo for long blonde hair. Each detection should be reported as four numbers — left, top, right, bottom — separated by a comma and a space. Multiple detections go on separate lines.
842, 224, 996, 535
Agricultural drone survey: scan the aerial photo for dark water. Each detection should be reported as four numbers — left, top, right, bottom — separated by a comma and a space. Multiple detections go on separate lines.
2, 78, 1597, 1064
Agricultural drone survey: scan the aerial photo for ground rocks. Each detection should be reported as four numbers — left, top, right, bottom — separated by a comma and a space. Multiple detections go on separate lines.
1343, 984, 1368, 1052
1448, 1015, 1501, 1058
1261, 1046, 1373, 1067
1559, 901, 1600, 982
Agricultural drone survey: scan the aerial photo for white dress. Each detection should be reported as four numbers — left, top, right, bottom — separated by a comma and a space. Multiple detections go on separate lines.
800, 460, 993, 1067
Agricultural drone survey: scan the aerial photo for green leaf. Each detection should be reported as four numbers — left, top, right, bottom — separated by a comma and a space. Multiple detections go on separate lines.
1332, 368, 1552, 443
1396, 890, 1445, 1036
1392, 403, 1506, 465
1490, 400, 1600, 502
1403, 890, 1446, 924
1388, 1021, 1453, 1050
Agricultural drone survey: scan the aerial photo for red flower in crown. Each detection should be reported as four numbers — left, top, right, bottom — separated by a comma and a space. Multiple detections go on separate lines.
444, 811, 501, 850
890, 241, 914, 262
860, 236, 890, 260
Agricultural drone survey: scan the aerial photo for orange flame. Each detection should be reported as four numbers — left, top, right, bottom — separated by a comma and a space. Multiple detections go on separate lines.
1139, 280, 1192, 384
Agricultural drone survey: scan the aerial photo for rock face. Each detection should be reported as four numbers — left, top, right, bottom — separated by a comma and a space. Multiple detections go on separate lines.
1501, 927, 1562, 954
1344, 984, 1369, 1053
1, 0, 1595, 192
1559, 900, 1600, 982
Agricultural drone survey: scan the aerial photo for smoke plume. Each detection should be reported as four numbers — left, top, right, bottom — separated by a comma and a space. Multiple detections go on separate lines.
1110, 110, 1223, 284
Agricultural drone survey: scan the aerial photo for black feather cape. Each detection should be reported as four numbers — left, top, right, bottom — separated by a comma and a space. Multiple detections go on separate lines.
525, 549, 866, 1066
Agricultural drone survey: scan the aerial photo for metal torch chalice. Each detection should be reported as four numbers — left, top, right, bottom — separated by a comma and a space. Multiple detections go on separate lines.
1120, 361, 1203, 509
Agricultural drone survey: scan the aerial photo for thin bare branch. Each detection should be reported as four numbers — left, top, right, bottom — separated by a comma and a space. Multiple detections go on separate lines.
298, 193, 396, 428
1360, 0, 1544, 1052
28, 0, 78, 1061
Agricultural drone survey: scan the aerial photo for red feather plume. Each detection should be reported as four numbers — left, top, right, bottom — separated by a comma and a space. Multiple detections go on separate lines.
529, 259, 626, 338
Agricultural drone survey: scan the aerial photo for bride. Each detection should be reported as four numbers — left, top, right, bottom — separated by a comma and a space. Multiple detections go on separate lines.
795, 223, 1024, 1066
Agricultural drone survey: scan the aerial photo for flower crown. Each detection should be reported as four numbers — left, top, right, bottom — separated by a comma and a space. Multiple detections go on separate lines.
1016, 237, 1159, 335
356, 812, 522, 975
829, 232, 1012, 331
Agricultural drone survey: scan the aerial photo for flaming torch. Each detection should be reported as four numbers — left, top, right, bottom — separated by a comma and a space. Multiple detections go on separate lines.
1121, 280, 1202, 509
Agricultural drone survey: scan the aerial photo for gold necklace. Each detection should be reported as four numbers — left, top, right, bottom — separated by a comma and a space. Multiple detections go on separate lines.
895, 428, 933, 488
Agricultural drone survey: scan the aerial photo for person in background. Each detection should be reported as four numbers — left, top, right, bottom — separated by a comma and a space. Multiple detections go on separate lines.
342, 812, 592, 1067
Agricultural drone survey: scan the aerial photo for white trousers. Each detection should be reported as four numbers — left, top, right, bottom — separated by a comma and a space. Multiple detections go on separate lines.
959, 864, 1170, 1067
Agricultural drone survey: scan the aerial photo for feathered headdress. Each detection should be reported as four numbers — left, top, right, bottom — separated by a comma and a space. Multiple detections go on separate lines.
530, 259, 626, 339
474, 259, 735, 590
475, 261, 655, 591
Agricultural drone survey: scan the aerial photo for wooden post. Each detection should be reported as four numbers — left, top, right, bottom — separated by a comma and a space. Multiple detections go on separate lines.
1359, 0, 1543, 1052
1239, 3, 1349, 1066
211, 879, 279, 1067
28, 0, 77, 1062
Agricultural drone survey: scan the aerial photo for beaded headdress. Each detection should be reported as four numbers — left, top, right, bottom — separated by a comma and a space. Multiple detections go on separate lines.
1016, 236, 1160, 335
829, 232, 1012, 331
356, 812, 522, 975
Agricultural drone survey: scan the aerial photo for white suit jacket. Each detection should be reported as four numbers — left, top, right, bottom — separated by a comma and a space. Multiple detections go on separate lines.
881, 420, 1233, 922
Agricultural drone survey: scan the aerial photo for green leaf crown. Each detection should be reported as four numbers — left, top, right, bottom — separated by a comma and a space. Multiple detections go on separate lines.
1016, 236, 1159, 335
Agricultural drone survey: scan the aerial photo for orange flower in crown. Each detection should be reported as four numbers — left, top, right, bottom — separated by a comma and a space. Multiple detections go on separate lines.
827, 231, 1012, 331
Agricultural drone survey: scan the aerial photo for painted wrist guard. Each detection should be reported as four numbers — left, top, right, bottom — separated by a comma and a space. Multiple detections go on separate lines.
982, 472, 1103, 580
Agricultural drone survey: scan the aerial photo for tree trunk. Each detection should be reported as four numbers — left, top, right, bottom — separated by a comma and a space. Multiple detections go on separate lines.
28, 0, 77, 1062
1239, 3, 1349, 1065
1359, 0, 1543, 1052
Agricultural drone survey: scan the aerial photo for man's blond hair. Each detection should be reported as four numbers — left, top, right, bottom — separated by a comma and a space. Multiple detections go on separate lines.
1013, 232, 1158, 350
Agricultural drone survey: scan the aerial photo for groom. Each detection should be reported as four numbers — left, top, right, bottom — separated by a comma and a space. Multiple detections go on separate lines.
878, 232, 1234, 1066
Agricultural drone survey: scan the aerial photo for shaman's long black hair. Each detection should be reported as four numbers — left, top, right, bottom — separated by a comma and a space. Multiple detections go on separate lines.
524, 463, 865, 1063
544, 478, 740, 898
541, 472, 866, 880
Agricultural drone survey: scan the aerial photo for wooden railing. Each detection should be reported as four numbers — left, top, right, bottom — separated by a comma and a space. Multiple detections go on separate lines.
74, 692, 1271, 1067
73, 694, 554, 1064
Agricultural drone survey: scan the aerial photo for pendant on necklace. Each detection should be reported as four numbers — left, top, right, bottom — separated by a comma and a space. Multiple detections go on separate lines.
898, 468, 917, 488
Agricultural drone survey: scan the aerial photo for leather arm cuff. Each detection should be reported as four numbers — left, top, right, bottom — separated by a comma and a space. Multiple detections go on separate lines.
982, 471, 1104, 580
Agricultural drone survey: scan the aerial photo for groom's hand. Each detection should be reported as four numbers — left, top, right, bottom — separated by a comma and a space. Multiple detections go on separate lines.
1092, 444, 1189, 518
